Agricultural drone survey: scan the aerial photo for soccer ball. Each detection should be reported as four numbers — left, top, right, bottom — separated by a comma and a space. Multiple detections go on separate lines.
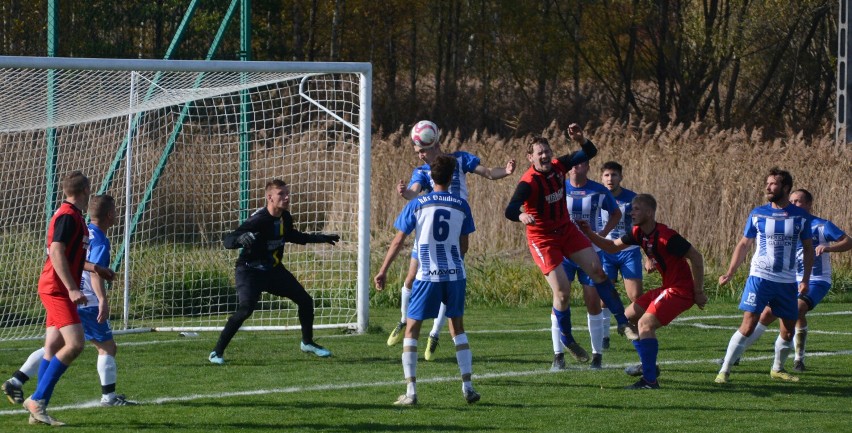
410, 120, 440, 149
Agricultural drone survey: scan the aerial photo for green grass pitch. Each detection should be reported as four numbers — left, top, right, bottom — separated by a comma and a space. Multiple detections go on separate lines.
1, 303, 850, 432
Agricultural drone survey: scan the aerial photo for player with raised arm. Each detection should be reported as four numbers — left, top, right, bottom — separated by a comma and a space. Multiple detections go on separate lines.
578, 194, 706, 389
375, 155, 479, 405
387, 120, 516, 362
715, 168, 814, 384
3, 195, 137, 408
720, 188, 851, 372
504, 124, 634, 372
599, 161, 644, 349
561, 160, 623, 369
209, 180, 340, 364
21, 172, 116, 426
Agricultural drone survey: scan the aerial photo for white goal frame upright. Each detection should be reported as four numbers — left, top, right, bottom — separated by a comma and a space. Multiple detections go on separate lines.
0, 56, 372, 340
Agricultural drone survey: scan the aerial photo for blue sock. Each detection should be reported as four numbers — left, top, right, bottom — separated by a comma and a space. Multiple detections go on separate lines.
37, 357, 50, 381
594, 279, 627, 325
637, 338, 659, 383
31, 357, 69, 404
552, 307, 575, 346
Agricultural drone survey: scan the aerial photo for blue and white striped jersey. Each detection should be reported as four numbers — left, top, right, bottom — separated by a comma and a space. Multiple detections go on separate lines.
394, 191, 475, 282
797, 216, 846, 283
744, 204, 812, 283
565, 179, 618, 252
80, 223, 110, 308
407, 151, 481, 199
601, 187, 639, 251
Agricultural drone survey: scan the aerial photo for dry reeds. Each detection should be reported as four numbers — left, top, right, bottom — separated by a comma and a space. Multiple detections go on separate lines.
370, 118, 852, 273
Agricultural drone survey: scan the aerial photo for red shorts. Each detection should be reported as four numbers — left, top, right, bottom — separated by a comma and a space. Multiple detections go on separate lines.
527, 223, 592, 274
635, 287, 694, 326
39, 292, 81, 329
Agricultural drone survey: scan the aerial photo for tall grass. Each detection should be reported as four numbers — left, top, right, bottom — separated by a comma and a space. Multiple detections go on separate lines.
369, 119, 852, 301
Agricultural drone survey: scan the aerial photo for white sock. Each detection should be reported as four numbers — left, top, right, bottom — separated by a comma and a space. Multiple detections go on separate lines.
400, 286, 411, 323
740, 322, 768, 353
430, 303, 448, 337
97, 354, 117, 387
601, 308, 611, 338
550, 314, 562, 354
794, 327, 808, 361
21, 347, 45, 379
773, 334, 793, 371
587, 312, 604, 354
720, 331, 748, 373
453, 333, 473, 392
402, 338, 418, 396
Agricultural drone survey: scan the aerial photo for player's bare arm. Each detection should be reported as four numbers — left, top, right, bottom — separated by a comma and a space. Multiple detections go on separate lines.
798, 237, 815, 296
576, 219, 624, 253
374, 230, 408, 291
85, 262, 115, 282
89, 268, 110, 323
398, 180, 421, 200
718, 236, 754, 285
597, 207, 622, 237
459, 234, 469, 257
471, 159, 517, 180
817, 234, 852, 255
48, 241, 87, 305
685, 246, 707, 309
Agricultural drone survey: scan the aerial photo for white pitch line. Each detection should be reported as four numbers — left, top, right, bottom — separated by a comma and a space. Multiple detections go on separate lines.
671, 310, 852, 322
686, 323, 852, 335
1, 349, 850, 417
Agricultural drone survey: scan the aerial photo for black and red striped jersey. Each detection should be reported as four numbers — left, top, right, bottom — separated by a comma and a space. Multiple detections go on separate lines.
38, 201, 89, 295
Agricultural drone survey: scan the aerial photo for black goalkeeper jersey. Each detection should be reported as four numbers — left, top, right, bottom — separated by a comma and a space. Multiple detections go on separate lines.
223, 207, 325, 269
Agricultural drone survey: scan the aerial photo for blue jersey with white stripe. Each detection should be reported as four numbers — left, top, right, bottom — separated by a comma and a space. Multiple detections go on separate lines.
797, 216, 845, 283
601, 187, 639, 251
394, 191, 475, 282
744, 204, 812, 283
565, 179, 618, 252
80, 223, 110, 308
407, 151, 481, 200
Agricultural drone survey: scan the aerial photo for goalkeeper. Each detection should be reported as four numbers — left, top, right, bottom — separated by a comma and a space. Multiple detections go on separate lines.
209, 179, 339, 364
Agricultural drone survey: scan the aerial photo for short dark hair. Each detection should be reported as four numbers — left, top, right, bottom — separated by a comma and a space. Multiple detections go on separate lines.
791, 188, 813, 204
430, 155, 457, 186
632, 193, 657, 211
767, 167, 793, 193
525, 135, 550, 155
88, 195, 115, 221
62, 171, 90, 196
265, 179, 287, 192
601, 161, 623, 174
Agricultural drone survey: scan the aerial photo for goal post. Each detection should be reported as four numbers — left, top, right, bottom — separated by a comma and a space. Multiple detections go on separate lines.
0, 56, 372, 340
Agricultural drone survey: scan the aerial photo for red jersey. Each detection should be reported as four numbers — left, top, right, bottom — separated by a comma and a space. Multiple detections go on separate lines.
622, 223, 694, 294
38, 201, 89, 296
517, 159, 571, 236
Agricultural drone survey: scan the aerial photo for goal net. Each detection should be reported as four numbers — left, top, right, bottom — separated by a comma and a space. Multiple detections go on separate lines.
0, 57, 372, 341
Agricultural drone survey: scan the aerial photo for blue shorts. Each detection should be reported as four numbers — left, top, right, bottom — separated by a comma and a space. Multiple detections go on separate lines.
739, 276, 798, 321
77, 306, 114, 342
407, 279, 466, 321
561, 251, 604, 286
602, 248, 643, 281
799, 280, 831, 311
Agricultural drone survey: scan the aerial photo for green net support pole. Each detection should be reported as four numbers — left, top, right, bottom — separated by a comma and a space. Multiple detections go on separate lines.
44, 0, 59, 231
239, 0, 252, 222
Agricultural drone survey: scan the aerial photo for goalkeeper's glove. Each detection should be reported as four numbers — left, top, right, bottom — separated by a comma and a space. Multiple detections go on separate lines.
237, 232, 258, 249
318, 233, 340, 245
